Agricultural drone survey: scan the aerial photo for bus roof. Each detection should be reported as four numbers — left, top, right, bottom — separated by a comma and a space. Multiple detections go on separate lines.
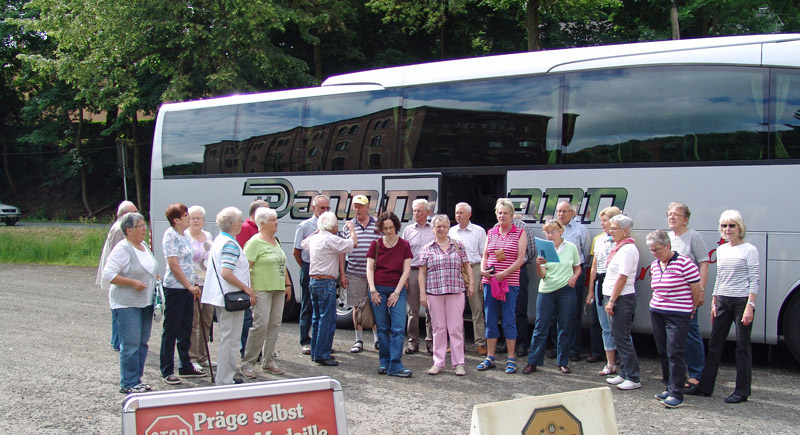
322, 34, 800, 88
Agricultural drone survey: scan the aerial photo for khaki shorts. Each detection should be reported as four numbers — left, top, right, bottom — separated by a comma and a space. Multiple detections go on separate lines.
345, 274, 369, 306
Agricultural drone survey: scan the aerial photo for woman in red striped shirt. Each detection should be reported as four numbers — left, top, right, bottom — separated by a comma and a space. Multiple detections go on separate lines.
647, 230, 702, 408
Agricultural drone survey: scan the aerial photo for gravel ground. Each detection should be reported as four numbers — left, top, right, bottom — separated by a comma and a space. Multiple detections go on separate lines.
1, 264, 798, 434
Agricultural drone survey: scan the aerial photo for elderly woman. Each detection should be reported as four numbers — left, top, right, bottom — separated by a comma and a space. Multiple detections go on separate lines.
603, 214, 641, 391
419, 214, 473, 376
666, 202, 709, 388
367, 211, 413, 377
477, 199, 527, 374
160, 203, 205, 385
302, 211, 357, 367
185, 205, 216, 369
240, 207, 292, 378
688, 210, 759, 404
103, 212, 158, 394
587, 206, 621, 376
201, 207, 256, 386
647, 230, 703, 408
522, 220, 581, 375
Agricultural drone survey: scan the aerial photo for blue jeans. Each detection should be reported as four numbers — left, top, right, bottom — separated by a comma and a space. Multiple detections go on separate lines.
483, 283, 519, 340
310, 278, 337, 361
650, 310, 691, 400
160, 287, 194, 376
598, 295, 616, 351
116, 305, 154, 388
527, 285, 575, 367
111, 309, 120, 350
372, 285, 408, 374
684, 314, 705, 379
299, 261, 312, 346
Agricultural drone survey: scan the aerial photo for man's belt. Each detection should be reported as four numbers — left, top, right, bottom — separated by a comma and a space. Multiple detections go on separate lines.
310, 275, 336, 280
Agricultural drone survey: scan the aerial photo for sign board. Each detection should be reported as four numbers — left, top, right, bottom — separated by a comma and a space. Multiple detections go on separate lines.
469, 387, 617, 435
122, 376, 347, 435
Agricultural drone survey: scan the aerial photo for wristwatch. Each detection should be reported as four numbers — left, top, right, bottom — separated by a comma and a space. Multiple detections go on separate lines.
747, 301, 756, 308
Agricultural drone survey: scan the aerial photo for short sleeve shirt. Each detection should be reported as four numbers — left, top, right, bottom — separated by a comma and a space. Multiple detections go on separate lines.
293, 215, 318, 263
592, 233, 614, 274
163, 227, 197, 288
420, 239, 468, 295
669, 229, 709, 266
649, 252, 700, 314
244, 237, 287, 291
602, 244, 639, 297
341, 217, 381, 277
367, 238, 413, 287
538, 241, 581, 293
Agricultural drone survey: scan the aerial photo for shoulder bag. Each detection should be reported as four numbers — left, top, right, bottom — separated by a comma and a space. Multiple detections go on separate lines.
355, 241, 377, 329
211, 254, 251, 312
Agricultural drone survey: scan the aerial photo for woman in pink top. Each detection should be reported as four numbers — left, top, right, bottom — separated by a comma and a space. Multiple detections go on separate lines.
477, 199, 527, 374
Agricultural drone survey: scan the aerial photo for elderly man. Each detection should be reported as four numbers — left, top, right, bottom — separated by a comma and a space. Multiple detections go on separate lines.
293, 195, 331, 355
96, 200, 138, 351
402, 198, 435, 354
555, 200, 598, 362
449, 202, 488, 356
302, 212, 357, 366
236, 199, 269, 356
340, 195, 382, 353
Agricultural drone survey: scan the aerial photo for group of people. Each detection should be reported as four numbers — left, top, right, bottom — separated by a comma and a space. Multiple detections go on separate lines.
99, 196, 760, 408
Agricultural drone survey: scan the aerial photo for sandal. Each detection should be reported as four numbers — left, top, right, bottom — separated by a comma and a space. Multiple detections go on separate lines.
350, 340, 364, 353
598, 364, 617, 376
476, 356, 496, 371
505, 358, 517, 374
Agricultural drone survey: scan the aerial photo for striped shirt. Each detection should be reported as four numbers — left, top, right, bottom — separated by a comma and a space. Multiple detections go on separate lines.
340, 216, 381, 277
649, 252, 700, 314
402, 221, 435, 267
420, 239, 468, 295
713, 242, 759, 297
482, 224, 524, 286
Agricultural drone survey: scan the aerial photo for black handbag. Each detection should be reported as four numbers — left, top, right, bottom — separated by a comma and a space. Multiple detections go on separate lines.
211, 255, 251, 312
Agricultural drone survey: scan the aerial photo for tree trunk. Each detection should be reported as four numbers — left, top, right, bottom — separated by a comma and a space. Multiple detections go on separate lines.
2, 139, 17, 195
131, 112, 146, 214
670, 0, 680, 40
313, 43, 322, 80
526, 0, 542, 52
74, 107, 92, 215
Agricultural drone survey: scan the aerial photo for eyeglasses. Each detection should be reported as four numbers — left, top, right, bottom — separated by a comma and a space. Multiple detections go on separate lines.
134, 224, 146, 229
649, 245, 666, 254
720, 224, 737, 229
666, 212, 685, 218
608, 227, 620, 232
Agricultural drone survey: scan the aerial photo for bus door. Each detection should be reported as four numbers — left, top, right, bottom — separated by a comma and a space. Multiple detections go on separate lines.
440, 172, 506, 229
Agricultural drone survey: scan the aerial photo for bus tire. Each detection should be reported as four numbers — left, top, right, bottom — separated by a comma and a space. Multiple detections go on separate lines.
782, 293, 800, 363
336, 286, 354, 330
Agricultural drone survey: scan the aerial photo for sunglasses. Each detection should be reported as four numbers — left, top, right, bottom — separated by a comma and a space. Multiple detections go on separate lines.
720, 224, 737, 229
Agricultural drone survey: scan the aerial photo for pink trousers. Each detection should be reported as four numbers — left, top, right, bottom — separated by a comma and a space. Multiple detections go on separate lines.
428, 293, 466, 367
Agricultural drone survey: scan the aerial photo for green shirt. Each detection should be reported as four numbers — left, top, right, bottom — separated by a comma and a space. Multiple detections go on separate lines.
243, 236, 286, 291
538, 241, 581, 293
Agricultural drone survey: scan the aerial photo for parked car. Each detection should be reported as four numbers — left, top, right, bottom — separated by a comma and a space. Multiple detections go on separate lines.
0, 201, 21, 226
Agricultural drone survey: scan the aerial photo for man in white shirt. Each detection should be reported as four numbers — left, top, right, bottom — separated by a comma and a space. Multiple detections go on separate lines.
449, 202, 488, 356
402, 198, 435, 354
293, 195, 331, 355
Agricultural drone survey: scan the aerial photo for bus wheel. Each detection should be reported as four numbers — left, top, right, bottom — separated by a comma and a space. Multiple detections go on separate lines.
336, 286, 354, 329
782, 293, 800, 363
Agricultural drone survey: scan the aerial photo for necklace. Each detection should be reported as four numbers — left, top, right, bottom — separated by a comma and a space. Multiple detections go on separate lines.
383, 236, 398, 248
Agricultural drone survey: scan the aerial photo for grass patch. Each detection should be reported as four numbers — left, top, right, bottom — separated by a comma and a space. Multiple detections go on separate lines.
0, 227, 107, 267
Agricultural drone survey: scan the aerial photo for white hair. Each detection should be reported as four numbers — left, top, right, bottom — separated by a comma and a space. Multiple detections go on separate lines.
187, 205, 206, 217
117, 200, 137, 219
412, 198, 431, 211
455, 202, 472, 213
216, 207, 243, 233
611, 214, 634, 230
254, 207, 278, 230
318, 211, 339, 232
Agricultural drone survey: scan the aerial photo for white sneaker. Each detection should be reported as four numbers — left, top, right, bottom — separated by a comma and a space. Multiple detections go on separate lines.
192, 362, 204, 372
606, 375, 624, 385
617, 380, 642, 390
427, 365, 442, 375
198, 359, 217, 368
455, 364, 466, 376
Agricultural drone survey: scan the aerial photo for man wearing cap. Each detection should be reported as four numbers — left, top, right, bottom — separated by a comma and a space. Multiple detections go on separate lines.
340, 194, 382, 353
401, 198, 435, 354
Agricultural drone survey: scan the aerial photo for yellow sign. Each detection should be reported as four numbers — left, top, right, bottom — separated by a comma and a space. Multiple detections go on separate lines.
522, 405, 582, 435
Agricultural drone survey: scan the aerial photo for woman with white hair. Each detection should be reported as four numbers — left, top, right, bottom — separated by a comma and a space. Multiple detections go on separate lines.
477, 198, 527, 374
201, 207, 256, 385
688, 210, 759, 404
185, 205, 215, 369
240, 207, 291, 378
603, 214, 642, 391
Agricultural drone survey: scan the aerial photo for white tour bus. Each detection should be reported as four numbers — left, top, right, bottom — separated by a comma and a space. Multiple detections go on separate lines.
150, 34, 800, 362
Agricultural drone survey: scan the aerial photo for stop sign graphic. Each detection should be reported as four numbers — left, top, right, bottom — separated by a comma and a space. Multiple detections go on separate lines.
145, 415, 193, 435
